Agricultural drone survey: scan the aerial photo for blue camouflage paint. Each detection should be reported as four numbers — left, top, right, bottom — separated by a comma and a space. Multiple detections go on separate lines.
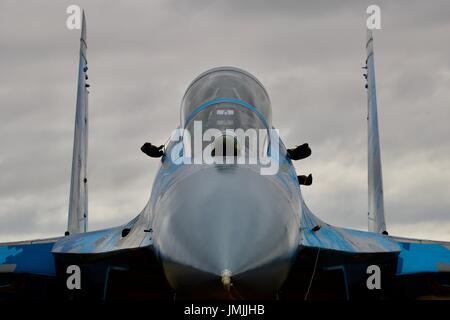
300, 203, 401, 253
0, 242, 55, 276
396, 242, 450, 275
52, 211, 153, 254
53, 228, 120, 253
301, 223, 400, 253
0, 246, 23, 263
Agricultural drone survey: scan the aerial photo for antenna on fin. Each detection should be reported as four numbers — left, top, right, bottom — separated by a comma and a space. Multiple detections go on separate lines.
365, 29, 387, 235
67, 10, 89, 235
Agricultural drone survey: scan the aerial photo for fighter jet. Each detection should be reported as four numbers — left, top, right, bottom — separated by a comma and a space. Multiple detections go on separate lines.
0, 13, 449, 300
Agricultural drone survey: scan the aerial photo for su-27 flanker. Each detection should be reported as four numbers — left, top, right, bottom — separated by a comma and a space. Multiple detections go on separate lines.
0, 11, 449, 300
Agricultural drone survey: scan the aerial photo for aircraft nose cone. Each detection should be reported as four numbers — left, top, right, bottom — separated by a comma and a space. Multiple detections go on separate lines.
154, 165, 300, 297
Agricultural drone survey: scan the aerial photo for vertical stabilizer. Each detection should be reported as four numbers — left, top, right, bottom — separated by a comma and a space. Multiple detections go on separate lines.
67, 11, 88, 234
365, 29, 387, 234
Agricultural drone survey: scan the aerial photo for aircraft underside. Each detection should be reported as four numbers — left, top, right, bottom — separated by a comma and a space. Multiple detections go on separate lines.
1, 246, 449, 300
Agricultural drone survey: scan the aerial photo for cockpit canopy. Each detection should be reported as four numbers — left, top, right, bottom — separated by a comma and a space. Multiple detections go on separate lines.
180, 67, 272, 130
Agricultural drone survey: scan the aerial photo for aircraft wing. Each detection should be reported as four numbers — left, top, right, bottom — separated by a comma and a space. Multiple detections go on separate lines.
281, 202, 450, 299
52, 208, 151, 254
299, 202, 400, 253
0, 227, 170, 300
0, 203, 171, 300
0, 238, 60, 276
0, 237, 61, 299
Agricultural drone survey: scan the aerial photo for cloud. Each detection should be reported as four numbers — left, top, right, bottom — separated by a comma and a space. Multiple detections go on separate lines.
0, 0, 449, 242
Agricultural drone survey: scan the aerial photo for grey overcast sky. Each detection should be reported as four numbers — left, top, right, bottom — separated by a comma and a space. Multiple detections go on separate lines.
0, 0, 449, 242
